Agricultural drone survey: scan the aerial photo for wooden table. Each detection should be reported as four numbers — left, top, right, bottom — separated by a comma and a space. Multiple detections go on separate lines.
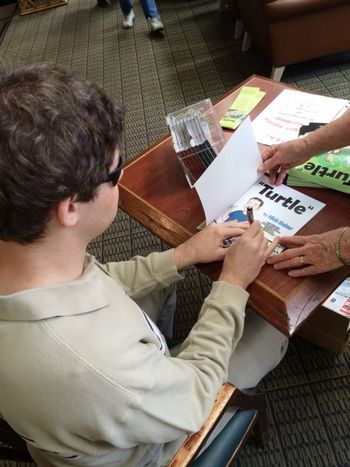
119, 75, 350, 337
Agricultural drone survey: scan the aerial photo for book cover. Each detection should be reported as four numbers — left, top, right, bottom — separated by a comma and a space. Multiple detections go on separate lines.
214, 175, 325, 247
288, 145, 350, 194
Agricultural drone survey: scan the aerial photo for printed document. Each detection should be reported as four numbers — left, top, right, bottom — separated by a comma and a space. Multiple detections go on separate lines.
252, 89, 349, 145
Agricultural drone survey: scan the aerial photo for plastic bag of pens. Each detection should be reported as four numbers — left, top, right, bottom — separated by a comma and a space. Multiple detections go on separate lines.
166, 99, 226, 187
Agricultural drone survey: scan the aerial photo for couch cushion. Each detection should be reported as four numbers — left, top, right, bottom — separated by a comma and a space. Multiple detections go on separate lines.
266, 0, 349, 22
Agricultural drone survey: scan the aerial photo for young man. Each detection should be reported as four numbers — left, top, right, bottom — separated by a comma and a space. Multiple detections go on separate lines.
0, 64, 287, 466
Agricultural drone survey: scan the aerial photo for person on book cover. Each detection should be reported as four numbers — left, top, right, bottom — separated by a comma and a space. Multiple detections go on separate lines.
0, 64, 288, 467
223, 197, 264, 223
258, 107, 350, 277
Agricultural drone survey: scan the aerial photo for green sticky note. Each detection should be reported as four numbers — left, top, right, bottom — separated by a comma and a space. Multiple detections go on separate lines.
220, 86, 266, 130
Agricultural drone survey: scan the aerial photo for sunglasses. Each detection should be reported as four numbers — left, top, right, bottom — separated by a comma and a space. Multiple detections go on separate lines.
104, 156, 123, 186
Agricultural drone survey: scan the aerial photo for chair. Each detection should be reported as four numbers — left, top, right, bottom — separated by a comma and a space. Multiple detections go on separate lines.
219, 0, 244, 39
235, 0, 350, 81
0, 383, 267, 466
169, 382, 268, 466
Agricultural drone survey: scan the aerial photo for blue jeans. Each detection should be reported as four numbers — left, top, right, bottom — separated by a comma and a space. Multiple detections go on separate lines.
119, 0, 158, 19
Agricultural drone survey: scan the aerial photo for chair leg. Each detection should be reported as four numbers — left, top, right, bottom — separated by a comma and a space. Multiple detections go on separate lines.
270, 66, 285, 81
234, 19, 244, 39
231, 389, 269, 447
252, 406, 269, 446
241, 32, 252, 52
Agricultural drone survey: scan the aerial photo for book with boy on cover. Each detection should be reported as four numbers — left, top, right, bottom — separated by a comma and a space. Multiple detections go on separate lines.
194, 118, 325, 249
287, 122, 350, 194
214, 175, 325, 247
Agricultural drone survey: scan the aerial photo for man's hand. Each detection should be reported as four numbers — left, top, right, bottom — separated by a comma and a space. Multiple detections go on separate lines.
173, 221, 248, 270
258, 139, 312, 185
219, 221, 277, 289
266, 229, 345, 277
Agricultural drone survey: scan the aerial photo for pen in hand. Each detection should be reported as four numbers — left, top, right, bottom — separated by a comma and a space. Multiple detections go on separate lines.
246, 206, 254, 225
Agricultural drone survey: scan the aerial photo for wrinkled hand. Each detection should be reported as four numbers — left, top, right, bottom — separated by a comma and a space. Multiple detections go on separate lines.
174, 221, 249, 270
258, 139, 312, 185
219, 221, 278, 289
266, 229, 344, 277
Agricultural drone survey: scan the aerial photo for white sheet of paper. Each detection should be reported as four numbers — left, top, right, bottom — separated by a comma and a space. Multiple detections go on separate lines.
194, 117, 261, 223
252, 89, 350, 145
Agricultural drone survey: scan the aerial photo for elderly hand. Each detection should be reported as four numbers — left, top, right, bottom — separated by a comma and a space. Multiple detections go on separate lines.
258, 139, 313, 185
173, 220, 249, 270
266, 228, 347, 277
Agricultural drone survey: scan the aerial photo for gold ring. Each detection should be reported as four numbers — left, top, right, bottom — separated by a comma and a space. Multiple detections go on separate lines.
300, 255, 304, 265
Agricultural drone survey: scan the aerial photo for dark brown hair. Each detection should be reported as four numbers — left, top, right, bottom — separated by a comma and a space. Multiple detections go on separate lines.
0, 64, 124, 243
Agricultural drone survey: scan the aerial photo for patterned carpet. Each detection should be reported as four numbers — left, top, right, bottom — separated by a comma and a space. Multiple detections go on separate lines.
0, 1, 349, 465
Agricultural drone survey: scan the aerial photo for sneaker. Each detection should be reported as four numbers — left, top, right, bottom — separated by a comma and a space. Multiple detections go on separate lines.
148, 16, 164, 32
122, 9, 135, 28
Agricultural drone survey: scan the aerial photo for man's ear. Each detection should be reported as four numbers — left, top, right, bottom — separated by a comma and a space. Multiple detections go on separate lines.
56, 196, 79, 227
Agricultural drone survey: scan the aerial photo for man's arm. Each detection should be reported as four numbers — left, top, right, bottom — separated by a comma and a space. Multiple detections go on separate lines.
105, 223, 275, 447
105, 221, 249, 298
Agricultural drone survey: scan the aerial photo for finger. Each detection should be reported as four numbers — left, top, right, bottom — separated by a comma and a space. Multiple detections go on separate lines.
267, 245, 306, 264
223, 221, 249, 230
258, 160, 274, 174
222, 228, 247, 240
278, 236, 307, 247
249, 220, 262, 234
260, 146, 274, 163
273, 252, 310, 269
264, 238, 279, 259
269, 246, 307, 266
288, 265, 319, 277
275, 169, 288, 185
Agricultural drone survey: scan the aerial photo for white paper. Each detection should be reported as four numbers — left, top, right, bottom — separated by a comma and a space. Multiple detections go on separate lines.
194, 117, 261, 223
252, 89, 350, 145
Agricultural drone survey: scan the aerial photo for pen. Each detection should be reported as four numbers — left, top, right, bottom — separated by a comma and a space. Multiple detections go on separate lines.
246, 206, 254, 224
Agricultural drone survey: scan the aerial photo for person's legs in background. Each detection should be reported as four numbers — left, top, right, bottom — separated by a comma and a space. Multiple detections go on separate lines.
118, 0, 136, 28
141, 0, 164, 32
119, 0, 164, 31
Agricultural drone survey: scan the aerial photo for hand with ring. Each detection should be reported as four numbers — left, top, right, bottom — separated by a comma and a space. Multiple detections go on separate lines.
266, 229, 347, 277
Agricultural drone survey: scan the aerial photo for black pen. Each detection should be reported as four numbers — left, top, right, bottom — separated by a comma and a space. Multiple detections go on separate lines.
246, 206, 254, 225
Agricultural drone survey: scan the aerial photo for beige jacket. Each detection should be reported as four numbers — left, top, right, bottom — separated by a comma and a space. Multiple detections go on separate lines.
0, 250, 247, 466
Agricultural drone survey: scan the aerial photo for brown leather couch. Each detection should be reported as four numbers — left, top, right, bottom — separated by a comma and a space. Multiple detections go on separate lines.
235, 0, 350, 80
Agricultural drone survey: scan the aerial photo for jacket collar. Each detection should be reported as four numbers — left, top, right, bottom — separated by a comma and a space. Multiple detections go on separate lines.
0, 256, 110, 321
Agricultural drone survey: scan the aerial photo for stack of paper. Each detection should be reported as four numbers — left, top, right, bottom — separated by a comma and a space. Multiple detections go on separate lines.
219, 86, 265, 130
287, 145, 350, 194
